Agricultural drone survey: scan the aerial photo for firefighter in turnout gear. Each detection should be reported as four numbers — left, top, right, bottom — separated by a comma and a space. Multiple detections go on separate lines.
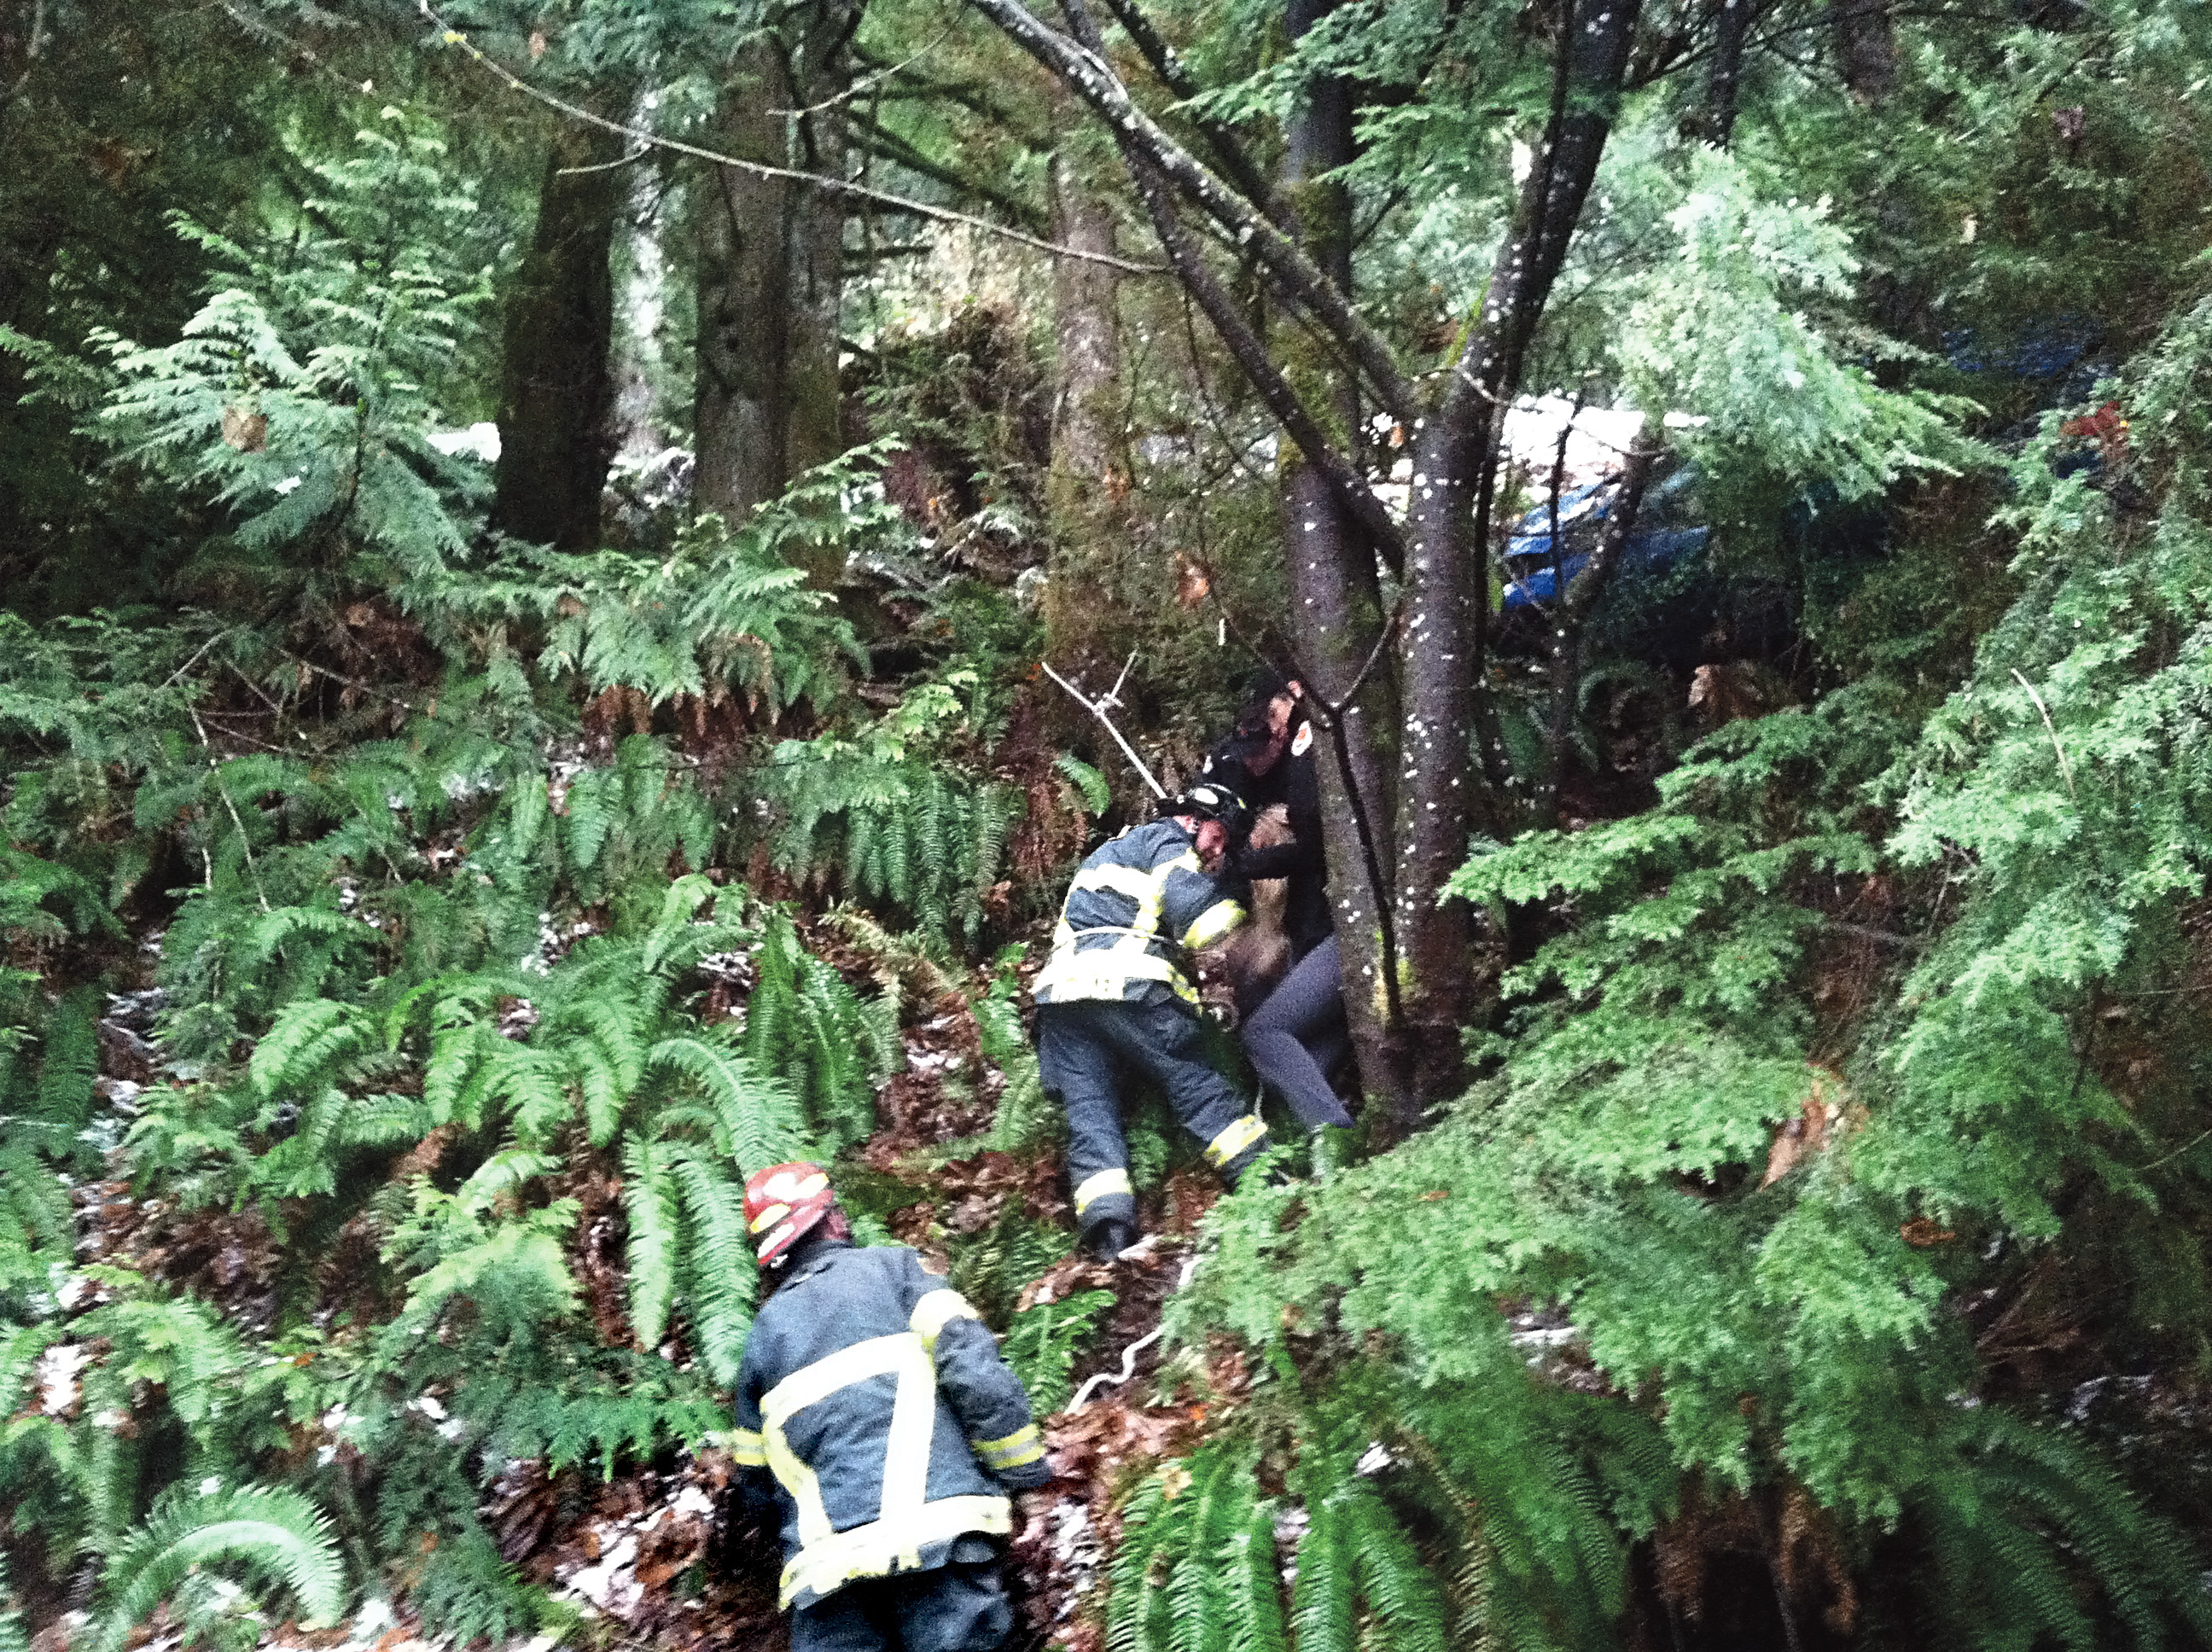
732, 1163, 1052, 1652
1032, 783, 1266, 1260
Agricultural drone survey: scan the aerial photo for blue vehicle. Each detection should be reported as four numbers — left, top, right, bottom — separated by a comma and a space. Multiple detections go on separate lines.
1493, 317, 2115, 667
1500, 462, 1708, 611
1497, 461, 1887, 666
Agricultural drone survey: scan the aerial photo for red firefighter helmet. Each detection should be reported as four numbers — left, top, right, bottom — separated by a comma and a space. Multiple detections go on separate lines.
743, 1161, 836, 1266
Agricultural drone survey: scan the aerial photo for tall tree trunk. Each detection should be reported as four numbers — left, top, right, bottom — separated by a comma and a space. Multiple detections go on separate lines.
1045, 126, 1125, 525
611, 138, 672, 468
1387, 0, 1641, 1102
493, 117, 627, 551
695, 0, 855, 578
1043, 126, 1130, 658
1277, 0, 1406, 1132
1831, 0, 1898, 103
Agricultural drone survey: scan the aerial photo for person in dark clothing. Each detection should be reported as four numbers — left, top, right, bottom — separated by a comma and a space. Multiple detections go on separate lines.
1032, 783, 1264, 1259
732, 1163, 1053, 1652
1202, 676, 1355, 1131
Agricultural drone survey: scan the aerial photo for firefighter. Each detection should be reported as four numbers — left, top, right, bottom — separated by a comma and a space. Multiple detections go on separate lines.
1032, 782, 1264, 1260
731, 1162, 1053, 1652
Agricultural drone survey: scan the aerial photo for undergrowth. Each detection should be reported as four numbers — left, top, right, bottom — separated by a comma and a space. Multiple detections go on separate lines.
8, 70, 2212, 1652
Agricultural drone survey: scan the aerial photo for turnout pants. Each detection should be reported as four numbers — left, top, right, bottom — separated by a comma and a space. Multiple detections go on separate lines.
789, 1552, 1013, 1652
1242, 936, 1353, 1130
1036, 996, 1268, 1235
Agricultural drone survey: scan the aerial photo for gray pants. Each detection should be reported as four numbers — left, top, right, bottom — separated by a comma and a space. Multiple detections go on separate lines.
1037, 996, 1267, 1236
1242, 936, 1353, 1129
790, 1556, 1012, 1652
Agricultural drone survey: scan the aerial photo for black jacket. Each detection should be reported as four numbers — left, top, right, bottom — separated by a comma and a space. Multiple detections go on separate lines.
1204, 721, 1330, 958
731, 1241, 1050, 1610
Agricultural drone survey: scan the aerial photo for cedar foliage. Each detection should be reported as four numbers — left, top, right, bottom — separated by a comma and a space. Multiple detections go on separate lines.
9, 1, 2212, 1648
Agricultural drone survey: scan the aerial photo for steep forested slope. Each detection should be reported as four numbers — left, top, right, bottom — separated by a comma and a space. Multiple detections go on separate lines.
9, 3, 2212, 1650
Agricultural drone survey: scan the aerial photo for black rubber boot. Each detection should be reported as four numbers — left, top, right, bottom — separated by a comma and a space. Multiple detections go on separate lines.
1085, 1218, 1138, 1262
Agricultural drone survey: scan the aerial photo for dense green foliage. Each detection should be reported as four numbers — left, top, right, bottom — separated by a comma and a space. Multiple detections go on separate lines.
9, 0, 2212, 1649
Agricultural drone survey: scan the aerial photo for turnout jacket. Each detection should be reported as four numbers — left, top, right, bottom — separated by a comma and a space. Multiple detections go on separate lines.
1032, 819, 1248, 1008
731, 1242, 1051, 1611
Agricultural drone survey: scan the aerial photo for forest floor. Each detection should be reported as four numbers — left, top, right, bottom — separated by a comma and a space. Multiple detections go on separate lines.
38, 864, 1229, 1652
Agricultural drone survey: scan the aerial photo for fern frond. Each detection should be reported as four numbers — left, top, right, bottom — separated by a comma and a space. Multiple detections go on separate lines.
236, 905, 375, 975
622, 1136, 682, 1351
648, 1036, 799, 1173
1348, 1481, 1451, 1652
34, 986, 101, 1131
412, 1527, 544, 1645
1056, 753, 1112, 815
562, 769, 615, 875
339, 1093, 434, 1149
1107, 1475, 1173, 1652
93, 1483, 345, 1652
564, 998, 649, 1145
1291, 1486, 1355, 1652
668, 1150, 756, 1387
1231, 1504, 1290, 1652
248, 999, 368, 1101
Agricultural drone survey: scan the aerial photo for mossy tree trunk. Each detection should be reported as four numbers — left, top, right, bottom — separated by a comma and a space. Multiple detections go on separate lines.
695, 0, 857, 581
1046, 139, 1125, 523
1277, 0, 1408, 1134
492, 113, 629, 551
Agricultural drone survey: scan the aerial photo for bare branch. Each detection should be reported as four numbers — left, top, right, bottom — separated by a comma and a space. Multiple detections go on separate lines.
1122, 144, 1407, 572
970, 0, 1415, 421
419, 0, 1162, 275
849, 113, 1051, 230
1093, 0, 1293, 226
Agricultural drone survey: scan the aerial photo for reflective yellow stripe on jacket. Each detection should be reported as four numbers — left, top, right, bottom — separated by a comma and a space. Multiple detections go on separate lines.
910, 1287, 981, 1360
1035, 849, 1205, 1004
1073, 1168, 1132, 1220
1180, 898, 1246, 951
1204, 1113, 1267, 1168
758, 1300, 1014, 1607
973, 1423, 1045, 1473
779, 1496, 1012, 1607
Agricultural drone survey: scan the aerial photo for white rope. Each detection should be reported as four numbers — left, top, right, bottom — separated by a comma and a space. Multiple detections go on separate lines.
1041, 660, 1168, 800
1067, 1252, 1201, 1412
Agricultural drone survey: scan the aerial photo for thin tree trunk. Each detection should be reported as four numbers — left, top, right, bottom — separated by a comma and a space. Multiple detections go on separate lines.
1277, 0, 1409, 1131
493, 116, 628, 551
695, 0, 854, 576
1389, 0, 1641, 1102
1706, 0, 1755, 144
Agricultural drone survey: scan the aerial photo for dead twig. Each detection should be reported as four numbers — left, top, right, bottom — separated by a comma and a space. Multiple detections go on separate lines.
2011, 668, 2077, 802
